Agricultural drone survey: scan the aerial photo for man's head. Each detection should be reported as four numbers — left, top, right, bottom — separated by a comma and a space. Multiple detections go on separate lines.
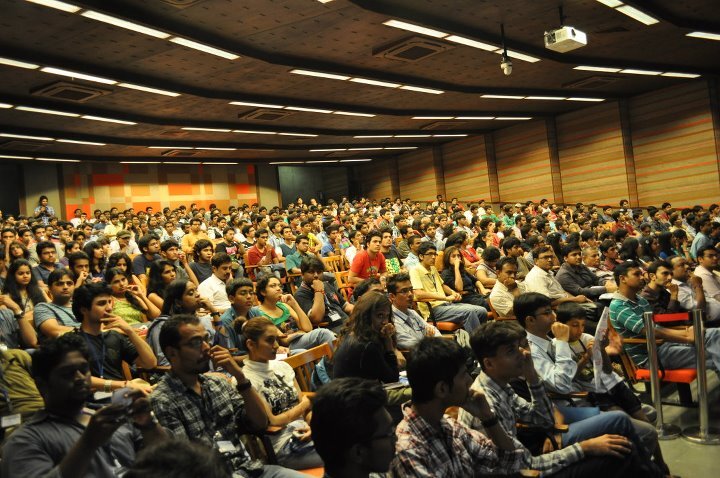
71, 283, 113, 323
407, 337, 471, 406
47, 268, 75, 305
193, 239, 214, 263
582, 246, 601, 268
68, 251, 90, 278
311, 378, 393, 475
295, 234, 310, 253
533, 245, 555, 272
160, 239, 181, 261
36, 241, 57, 266
1, 227, 16, 243
417, 241, 437, 268
32, 334, 91, 408
138, 234, 160, 256
697, 246, 718, 270
365, 230, 382, 254
513, 292, 555, 335
647, 260, 673, 289
562, 243, 583, 267
614, 260, 645, 294
189, 218, 202, 233
555, 302, 587, 342
471, 321, 527, 382
255, 228, 269, 247
211, 253, 233, 282
670, 256, 690, 281
501, 237, 523, 258
160, 314, 211, 375
379, 228, 393, 249
300, 256, 325, 285
387, 272, 413, 310
226, 278, 255, 312
407, 234, 422, 254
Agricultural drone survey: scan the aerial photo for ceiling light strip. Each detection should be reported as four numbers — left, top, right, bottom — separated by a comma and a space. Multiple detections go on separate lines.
168, 37, 239, 60
80, 10, 171, 38
593, 1, 659, 26
25, 0, 80, 13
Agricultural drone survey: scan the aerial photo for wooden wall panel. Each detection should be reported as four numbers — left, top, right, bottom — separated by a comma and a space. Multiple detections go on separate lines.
397, 149, 437, 201
630, 82, 719, 207
556, 101, 629, 205
357, 161, 393, 199
321, 167, 349, 201
441, 136, 492, 202
493, 121, 555, 203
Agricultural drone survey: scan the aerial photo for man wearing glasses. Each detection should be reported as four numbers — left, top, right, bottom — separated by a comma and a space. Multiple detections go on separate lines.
409, 242, 488, 332
388, 272, 440, 349
151, 314, 306, 478
525, 246, 594, 308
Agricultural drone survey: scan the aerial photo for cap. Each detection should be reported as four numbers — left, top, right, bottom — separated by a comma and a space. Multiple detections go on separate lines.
117, 230, 131, 239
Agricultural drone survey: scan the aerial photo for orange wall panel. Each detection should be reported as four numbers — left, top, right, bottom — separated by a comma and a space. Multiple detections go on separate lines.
441, 136, 492, 202
397, 149, 436, 202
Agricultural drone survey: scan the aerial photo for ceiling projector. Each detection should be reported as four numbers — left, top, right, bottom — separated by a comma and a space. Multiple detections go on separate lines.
544, 26, 587, 52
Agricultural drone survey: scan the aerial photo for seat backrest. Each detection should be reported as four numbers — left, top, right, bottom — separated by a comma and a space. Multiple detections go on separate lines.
435, 250, 445, 271
653, 312, 690, 324
322, 255, 343, 273
334, 270, 352, 301
282, 343, 333, 392
605, 316, 639, 383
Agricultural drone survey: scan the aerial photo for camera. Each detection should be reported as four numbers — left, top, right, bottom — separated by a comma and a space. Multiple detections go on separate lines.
500, 57, 513, 76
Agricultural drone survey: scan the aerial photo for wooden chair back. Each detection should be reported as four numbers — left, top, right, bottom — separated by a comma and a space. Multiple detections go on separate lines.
322, 255, 344, 273
334, 270, 352, 302
282, 343, 333, 392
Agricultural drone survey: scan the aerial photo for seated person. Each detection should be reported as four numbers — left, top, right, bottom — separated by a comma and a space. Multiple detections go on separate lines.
241, 318, 323, 470
33, 268, 79, 340
670, 255, 720, 323
692, 246, 720, 304
440, 245, 488, 307
348, 230, 387, 286
582, 246, 615, 285
246, 229, 283, 281
610, 260, 720, 373
124, 439, 230, 478
489, 257, 527, 318
31, 240, 61, 287
320, 224, 342, 257
640, 260, 683, 314
132, 234, 161, 281
311, 377, 395, 478
556, 243, 617, 300
409, 242, 487, 333
294, 256, 352, 332
189, 239, 214, 284
197, 253, 234, 313
0, 347, 44, 425
388, 272, 440, 350
215, 278, 256, 354
391, 337, 530, 477
460, 321, 664, 477
476, 245, 501, 288
1, 334, 165, 478
250, 276, 335, 353
501, 237, 532, 281
105, 267, 160, 325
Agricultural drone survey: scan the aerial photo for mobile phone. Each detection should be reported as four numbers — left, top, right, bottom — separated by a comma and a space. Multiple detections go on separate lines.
111, 387, 133, 410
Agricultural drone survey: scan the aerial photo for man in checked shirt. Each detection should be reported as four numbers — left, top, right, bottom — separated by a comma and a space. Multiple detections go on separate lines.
460, 321, 665, 477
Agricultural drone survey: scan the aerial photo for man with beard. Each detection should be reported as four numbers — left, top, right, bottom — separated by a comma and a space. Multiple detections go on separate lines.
150, 314, 305, 478
1, 334, 166, 477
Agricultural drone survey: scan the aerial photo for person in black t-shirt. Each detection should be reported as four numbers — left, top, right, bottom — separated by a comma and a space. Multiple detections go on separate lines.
294, 257, 352, 332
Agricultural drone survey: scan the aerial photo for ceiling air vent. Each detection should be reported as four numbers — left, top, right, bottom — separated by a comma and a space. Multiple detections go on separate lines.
160, 149, 198, 157
159, 0, 206, 8
374, 36, 454, 63
420, 121, 468, 130
239, 109, 294, 121
563, 76, 619, 89
0, 140, 50, 151
31, 81, 112, 103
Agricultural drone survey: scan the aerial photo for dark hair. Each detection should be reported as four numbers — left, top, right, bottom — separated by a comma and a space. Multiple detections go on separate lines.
501, 237, 521, 255
160, 239, 180, 252
647, 260, 672, 276
619, 237, 641, 261
300, 256, 325, 274
137, 234, 159, 255
124, 439, 230, 478
386, 272, 411, 294
226, 278, 254, 298
159, 314, 201, 355
513, 292, 552, 328
555, 302, 586, 324
210, 252, 232, 268
561, 243, 582, 258
351, 277, 382, 301
36, 240, 56, 257
599, 239, 616, 254
340, 291, 391, 344
697, 245, 717, 260
444, 232, 466, 249
441, 245, 465, 272
31, 333, 89, 382
82, 241, 106, 274
193, 239, 214, 262
417, 241, 437, 256
294, 234, 309, 244
470, 321, 526, 371
311, 377, 387, 469
242, 317, 276, 347
47, 267, 73, 287
364, 229, 382, 246
255, 275, 281, 303
481, 245, 501, 262
7, 240, 30, 260
147, 260, 176, 297
161, 279, 193, 315
71, 283, 112, 322
496, 255, 517, 273
407, 337, 467, 403
106, 252, 133, 281
613, 260, 642, 285
3, 258, 47, 307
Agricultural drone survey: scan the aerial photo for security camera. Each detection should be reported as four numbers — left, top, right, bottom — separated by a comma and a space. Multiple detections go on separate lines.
500, 57, 513, 76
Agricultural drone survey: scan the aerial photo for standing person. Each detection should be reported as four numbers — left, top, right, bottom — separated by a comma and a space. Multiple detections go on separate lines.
150, 315, 306, 478
33, 195, 55, 226
242, 318, 324, 470
1, 334, 166, 478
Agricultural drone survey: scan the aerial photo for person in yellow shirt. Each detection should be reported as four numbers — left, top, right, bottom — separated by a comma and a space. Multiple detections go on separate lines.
180, 218, 209, 255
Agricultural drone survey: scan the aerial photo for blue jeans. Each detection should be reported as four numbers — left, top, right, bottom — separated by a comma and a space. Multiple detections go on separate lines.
289, 328, 336, 352
657, 326, 720, 371
260, 465, 309, 477
432, 302, 488, 332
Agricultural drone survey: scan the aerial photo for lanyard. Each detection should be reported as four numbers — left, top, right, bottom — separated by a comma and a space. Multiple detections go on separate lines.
81, 332, 106, 378
393, 308, 425, 332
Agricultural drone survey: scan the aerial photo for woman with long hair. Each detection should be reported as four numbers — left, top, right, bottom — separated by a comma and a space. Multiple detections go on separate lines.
7, 241, 30, 262
242, 318, 324, 470
0, 259, 41, 348
440, 245, 488, 307
619, 237, 643, 263
251, 276, 335, 353
60, 240, 82, 267
104, 267, 160, 325
82, 241, 105, 281
445, 232, 481, 273
106, 252, 145, 293
146, 259, 176, 309
639, 235, 661, 265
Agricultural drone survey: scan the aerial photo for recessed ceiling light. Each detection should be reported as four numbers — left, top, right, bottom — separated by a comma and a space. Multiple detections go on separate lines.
615, 5, 659, 25
230, 101, 284, 109
120, 161, 163, 164
384, 146, 418, 150
433, 134, 468, 137
285, 106, 334, 113
574, 65, 621, 73
350, 78, 401, 88
36, 157, 80, 162
182, 127, 233, 132
290, 69, 350, 81
687, 31, 720, 41
566, 97, 605, 102
306, 160, 339, 163
332, 111, 376, 117
203, 162, 239, 165
148, 146, 194, 149
456, 116, 495, 120
481, 94, 525, 99
81, 115, 136, 125
0, 57, 39, 69
382, 19, 448, 38
118, 83, 180, 97
169, 37, 239, 60
25, 0, 81, 13
0, 133, 55, 141
620, 68, 662, 75
394, 134, 432, 138
348, 147, 383, 151
525, 96, 566, 101
354, 135, 393, 138
57, 139, 106, 145
412, 116, 454, 120
661, 72, 701, 78
40, 66, 118, 84
399, 85, 444, 94
196, 147, 237, 151
80, 11, 171, 38
495, 117, 532, 120
309, 148, 347, 152
445, 35, 497, 51
277, 132, 318, 137
165, 161, 202, 164
0, 103, 13, 108
595, 0, 623, 7
0, 154, 34, 160
340, 159, 373, 162
233, 130, 277, 135
15, 106, 80, 117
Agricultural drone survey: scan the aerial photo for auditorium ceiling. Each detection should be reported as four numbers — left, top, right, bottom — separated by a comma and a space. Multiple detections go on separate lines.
0, 0, 718, 165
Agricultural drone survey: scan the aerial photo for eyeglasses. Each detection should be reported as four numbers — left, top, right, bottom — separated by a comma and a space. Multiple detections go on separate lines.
180, 335, 211, 350
422, 252, 438, 257
395, 287, 413, 294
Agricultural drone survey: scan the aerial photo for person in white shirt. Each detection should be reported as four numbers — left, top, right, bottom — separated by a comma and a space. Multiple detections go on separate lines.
109, 230, 141, 255
524, 246, 592, 308
693, 246, 720, 303
387, 272, 440, 350
670, 254, 720, 323
197, 252, 233, 313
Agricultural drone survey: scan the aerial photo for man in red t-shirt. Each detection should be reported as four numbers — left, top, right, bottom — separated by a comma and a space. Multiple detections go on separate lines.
246, 228, 280, 280
349, 230, 386, 285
